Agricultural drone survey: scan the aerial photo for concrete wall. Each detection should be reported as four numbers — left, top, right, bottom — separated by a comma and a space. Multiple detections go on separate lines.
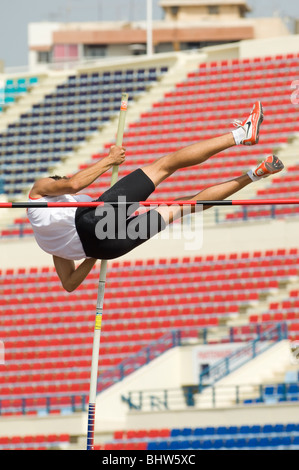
201, 32, 299, 62
253, 18, 290, 39
0, 217, 298, 270
164, 5, 243, 22
239, 33, 299, 59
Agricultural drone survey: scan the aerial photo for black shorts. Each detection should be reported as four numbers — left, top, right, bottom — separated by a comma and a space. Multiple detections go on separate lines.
75, 169, 166, 260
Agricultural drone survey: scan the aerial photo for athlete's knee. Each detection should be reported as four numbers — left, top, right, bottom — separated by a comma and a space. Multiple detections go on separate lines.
142, 157, 174, 187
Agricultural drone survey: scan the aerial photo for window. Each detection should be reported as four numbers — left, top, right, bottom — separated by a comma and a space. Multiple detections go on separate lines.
170, 6, 179, 18
37, 51, 51, 64
129, 44, 146, 56
208, 5, 219, 15
84, 44, 106, 58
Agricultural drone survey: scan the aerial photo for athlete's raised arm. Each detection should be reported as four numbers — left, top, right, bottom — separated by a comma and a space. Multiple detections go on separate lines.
30, 145, 126, 198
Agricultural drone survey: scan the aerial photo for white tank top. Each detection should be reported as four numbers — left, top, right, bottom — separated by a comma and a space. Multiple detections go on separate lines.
27, 193, 93, 260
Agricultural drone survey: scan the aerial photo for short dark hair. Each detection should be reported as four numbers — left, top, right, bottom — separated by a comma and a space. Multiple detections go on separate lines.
49, 175, 69, 181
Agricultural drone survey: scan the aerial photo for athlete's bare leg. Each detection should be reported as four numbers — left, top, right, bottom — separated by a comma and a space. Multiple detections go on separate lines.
155, 173, 251, 225
141, 133, 235, 188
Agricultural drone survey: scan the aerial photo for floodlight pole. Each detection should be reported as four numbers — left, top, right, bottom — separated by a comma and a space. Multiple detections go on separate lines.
147, 0, 153, 56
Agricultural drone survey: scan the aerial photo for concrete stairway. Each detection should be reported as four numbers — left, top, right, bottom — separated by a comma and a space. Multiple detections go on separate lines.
194, 340, 291, 408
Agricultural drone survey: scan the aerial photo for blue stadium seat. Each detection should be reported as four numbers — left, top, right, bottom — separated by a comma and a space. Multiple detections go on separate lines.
264, 386, 274, 396
170, 428, 181, 437
259, 437, 270, 447
213, 439, 224, 449
247, 437, 259, 448
270, 436, 282, 447
148, 440, 169, 450
278, 396, 287, 403
273, 424, 284, 433
216, 426, 229, 435
262, 424, 274, 433
179, 440, 190, 450
201, 439, 213, 450
193, 427, 205, 437
285, 423, 297, 432
169, 441, 181, 450
250, 425, 261, 434
280, 436, 292, 447
239, 425, 251, 434
227, 426, 238, 435
29, 77, 38, 85
288, 384, 299, 394
147, 442, 159, 450
235, 438, 247, 449
189, 439, 201, 450
181, 428, 192, 437
224, 439, 236, 449
277, 384, 287, 395
204, 427, 215, 435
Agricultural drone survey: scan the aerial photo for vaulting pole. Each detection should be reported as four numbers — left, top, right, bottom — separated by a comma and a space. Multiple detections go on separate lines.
86, 92, 128, 451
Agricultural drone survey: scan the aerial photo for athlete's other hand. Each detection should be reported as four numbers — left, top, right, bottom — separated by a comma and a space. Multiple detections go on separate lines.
107, 145, 126, 166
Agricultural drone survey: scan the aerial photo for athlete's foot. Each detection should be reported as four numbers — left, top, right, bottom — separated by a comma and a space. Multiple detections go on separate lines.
247, 155, 284, 182
232, 101, 264, 146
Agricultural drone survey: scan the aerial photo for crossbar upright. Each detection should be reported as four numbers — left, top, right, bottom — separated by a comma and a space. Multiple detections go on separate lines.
86, 92, 128, 451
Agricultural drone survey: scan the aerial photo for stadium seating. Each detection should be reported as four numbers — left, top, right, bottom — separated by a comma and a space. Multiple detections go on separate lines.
1, 54, 299, 436
0, 76, 39, 112
2, 39, 299, 453
243, 382, 299, 405
0, 247, 298, 416
94, 422, 299, 450
87, 54, 299, 203
0, 433, 70, 450
6, 422, 299, 450
0, 67, 167, 198
2, 53, 299, 237
249, 288, 299, 341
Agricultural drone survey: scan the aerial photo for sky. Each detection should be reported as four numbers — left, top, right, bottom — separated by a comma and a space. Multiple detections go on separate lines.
0, 0, 299, 68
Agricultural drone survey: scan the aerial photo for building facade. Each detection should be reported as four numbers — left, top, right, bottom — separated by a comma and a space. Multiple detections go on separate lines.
28, 1, 290, 71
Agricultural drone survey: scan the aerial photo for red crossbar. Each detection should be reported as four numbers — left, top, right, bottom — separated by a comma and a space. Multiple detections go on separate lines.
1, 199, 299, 208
